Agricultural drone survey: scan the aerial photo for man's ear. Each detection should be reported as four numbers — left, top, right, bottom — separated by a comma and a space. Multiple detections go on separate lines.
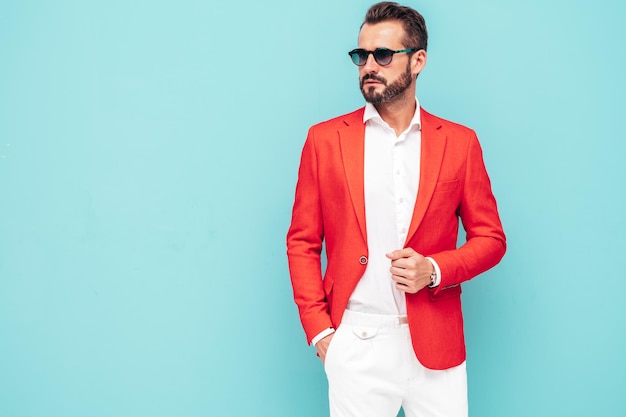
412, 49, 427, 77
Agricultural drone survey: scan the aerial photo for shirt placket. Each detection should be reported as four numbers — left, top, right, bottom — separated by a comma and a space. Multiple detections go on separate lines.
392, 134, 411, 249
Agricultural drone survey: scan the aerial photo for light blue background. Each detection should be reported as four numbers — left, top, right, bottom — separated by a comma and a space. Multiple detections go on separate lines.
1, 1, 625, 416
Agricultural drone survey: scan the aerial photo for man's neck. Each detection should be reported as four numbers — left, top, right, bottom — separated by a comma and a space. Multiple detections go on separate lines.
374, 92, 418, 136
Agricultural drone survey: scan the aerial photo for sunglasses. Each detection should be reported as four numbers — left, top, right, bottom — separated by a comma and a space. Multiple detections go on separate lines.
348, 48, 421, 66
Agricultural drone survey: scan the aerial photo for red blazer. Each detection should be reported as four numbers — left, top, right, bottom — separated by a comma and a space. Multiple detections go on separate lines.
287, 107, 506, 370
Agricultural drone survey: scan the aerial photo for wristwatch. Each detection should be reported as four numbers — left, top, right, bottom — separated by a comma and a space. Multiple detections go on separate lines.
429, 270, 438, 287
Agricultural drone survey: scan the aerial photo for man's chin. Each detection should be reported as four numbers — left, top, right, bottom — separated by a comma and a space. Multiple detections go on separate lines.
362, 88, 385, 104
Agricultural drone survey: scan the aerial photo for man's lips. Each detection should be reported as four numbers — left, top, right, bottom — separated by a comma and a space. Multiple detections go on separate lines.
361, 74, 386, 88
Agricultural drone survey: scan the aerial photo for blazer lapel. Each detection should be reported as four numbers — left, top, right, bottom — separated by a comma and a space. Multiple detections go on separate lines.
338, 109, 367, 243
405, 108, 447, 245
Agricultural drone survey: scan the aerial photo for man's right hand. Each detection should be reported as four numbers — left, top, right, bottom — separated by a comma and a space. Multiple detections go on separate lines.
315, 333, 335, 364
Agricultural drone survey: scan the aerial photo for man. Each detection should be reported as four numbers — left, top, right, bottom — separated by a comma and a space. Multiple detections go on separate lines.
286, 2, 506, 416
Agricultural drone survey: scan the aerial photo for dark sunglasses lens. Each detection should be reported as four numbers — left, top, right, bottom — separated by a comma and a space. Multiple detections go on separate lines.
373, 49, 394, 65
350, 50, 367, 66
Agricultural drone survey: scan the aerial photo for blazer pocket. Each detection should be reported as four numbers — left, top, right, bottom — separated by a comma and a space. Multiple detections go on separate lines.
434, 178, 459, 193
428, 284, 462, 302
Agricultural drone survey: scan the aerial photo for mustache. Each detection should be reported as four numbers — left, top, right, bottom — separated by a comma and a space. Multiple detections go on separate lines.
360, 73, 387, 88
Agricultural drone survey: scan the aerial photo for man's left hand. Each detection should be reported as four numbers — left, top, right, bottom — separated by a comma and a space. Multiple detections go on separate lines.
386, 248, 434, 293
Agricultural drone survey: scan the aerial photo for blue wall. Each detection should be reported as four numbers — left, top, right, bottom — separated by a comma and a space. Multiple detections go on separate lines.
1, 1, 624, 416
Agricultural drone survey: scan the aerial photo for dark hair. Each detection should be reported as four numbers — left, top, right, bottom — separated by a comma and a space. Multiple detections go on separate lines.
363, 2, 428, 51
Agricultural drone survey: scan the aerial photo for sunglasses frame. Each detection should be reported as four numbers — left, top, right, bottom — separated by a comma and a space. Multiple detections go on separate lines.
348, 47, 421, 66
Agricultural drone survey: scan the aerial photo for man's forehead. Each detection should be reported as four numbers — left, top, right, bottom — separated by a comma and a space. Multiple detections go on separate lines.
358, 21, 406, 47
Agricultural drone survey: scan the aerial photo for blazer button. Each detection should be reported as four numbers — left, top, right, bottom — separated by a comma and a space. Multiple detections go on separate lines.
359, 256, 368, 265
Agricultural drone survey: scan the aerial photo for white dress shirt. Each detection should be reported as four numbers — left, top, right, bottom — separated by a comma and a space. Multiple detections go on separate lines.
312, 98, 441, 345
348, 99, 422, 315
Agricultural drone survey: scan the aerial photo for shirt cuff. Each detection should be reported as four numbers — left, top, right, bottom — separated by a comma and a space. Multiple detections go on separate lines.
311, 327, 335, 346
425, 257, 441, 288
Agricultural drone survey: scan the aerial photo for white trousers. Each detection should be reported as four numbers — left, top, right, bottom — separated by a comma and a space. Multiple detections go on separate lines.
324, 309, 468, 417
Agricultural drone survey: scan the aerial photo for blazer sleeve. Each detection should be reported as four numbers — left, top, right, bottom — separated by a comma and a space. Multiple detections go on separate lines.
430, 132, 506, 293
286, 128, 333, 344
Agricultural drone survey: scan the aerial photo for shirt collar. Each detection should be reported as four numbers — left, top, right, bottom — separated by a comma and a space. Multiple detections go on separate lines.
363, 97, 422, 131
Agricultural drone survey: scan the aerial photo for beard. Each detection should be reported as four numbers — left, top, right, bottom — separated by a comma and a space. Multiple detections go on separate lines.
360, 62, 413, 105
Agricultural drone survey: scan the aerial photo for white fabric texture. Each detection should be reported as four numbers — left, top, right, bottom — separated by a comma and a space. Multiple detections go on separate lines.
348, 101, 422, 315
325, 309, 468, 417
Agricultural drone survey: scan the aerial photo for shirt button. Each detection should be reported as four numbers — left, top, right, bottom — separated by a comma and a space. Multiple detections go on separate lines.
359, 256, 368, 265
